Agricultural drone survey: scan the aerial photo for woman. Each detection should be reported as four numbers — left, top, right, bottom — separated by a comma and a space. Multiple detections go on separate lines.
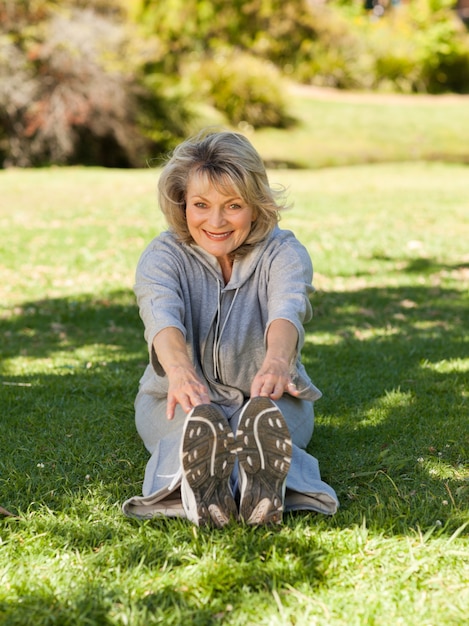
122, 129, 338, 526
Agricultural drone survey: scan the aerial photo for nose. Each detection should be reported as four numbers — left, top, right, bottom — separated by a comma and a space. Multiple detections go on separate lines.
207, 207, 226, 229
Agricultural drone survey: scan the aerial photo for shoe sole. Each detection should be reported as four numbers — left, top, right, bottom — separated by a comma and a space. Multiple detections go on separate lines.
236, 397, 292, 525
181, 405, 238, 528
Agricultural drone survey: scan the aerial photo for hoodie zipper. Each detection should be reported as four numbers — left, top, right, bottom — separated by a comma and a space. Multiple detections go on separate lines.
212, 280, 239, 382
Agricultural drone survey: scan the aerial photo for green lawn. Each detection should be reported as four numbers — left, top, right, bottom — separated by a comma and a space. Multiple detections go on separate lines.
253, 87, 469, 169
1, 91, 469, 625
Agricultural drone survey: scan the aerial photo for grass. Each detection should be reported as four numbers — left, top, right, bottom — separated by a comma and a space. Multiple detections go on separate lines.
1, 90, 469, 625
253, 86, 469, 169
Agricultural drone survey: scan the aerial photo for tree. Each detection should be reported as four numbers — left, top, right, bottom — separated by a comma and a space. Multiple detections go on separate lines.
0, 2, 193, 167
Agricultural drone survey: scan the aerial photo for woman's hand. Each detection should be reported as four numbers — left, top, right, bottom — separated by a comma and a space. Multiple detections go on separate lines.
250, 319, 300, 400
250, 356, 299, 400
152, 327, 210, 420
166, 366, 210, 420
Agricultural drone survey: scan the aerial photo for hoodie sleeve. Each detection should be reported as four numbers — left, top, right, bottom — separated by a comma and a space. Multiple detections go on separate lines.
134, 237, 188, 375
264, 232, 314, 354
264, 232, 322, 401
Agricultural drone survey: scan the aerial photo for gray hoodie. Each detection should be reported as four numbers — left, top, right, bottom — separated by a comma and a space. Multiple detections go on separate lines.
134, 225, 322, 416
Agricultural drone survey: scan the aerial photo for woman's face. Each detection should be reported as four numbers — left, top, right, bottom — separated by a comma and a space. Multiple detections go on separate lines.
185, 173, 255, 265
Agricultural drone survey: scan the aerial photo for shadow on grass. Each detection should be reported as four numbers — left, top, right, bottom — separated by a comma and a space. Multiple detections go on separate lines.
1, 278, 468, 536
306, 273, 469, 534
0, 290, 147, 513
368, 256, 469, 277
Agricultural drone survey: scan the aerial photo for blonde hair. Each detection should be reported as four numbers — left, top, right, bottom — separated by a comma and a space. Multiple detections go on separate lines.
157, 129, 287, 256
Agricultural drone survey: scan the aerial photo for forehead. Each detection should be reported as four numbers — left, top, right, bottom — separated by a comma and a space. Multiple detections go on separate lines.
186, 169, 241, 198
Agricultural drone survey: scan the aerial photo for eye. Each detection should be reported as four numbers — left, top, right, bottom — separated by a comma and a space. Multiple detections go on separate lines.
228, 203, 242, 210
194, 202, 207, 208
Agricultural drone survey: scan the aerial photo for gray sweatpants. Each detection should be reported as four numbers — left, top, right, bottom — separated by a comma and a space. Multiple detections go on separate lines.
122, 392, 339, 519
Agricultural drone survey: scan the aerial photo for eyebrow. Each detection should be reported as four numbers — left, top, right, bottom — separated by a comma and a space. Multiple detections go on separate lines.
189, 194, 243, 202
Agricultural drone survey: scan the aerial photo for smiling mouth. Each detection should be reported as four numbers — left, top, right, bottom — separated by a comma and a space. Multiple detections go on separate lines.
204, 230, 233, 240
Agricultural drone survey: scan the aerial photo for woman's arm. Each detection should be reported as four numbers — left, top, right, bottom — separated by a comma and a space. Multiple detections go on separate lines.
250, 319, 301, 400
152, 327, 210, 420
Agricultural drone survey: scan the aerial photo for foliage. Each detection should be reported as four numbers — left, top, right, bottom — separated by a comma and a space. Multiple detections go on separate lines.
138, 0, 320, 62
186, 51, 294, 129
2, 0, 469, 167
138, 0, 469, 93
410, 0, 469, 93
349, 0, 469, 93
0, 0, 57, 28
306, 0, 469, 93
135, 0, 321, 125
0, 2, 193, 167
1, 9, 141, 167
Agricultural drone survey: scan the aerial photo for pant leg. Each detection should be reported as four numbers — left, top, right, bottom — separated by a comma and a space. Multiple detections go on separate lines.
276, 395, 338, 515
122, 391, 187, 518
135, 389, 190, 496
274, 394, 314, 449
135, 390, 186, 455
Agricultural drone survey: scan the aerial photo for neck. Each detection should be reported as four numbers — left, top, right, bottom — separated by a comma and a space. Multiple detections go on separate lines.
218, 256, 233, 283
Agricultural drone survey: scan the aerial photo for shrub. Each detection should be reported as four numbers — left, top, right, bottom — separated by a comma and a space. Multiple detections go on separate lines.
0, 4, 194, 167
288, 7, 367, 89
0, 8, 140, 166
188, 51, 294, 129
290, 0, 469, 93
344, 0, 469, 94
347, 10, 423, 93
411, 0, 469, 93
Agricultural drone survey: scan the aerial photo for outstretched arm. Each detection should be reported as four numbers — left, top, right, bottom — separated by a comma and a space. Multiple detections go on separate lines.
250, 319, 301, 400
152, 327, 210, 420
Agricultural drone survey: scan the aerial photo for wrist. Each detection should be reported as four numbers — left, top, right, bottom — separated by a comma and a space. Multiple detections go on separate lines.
166, 362, 193, 373
264, 355, 292, 371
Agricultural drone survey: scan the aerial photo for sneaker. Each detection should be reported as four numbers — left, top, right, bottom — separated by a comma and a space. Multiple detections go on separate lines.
236, 397, 292, 525
181, 404, 238, 528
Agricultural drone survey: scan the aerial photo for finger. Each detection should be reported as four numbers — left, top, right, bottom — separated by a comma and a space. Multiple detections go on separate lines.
253, 375, 280, 398
250, 379, 263, 398
173, 391, 195, 414
261, 379, 278, 398
191, 389, 210, 406
258, 381, 274, 397
269, 380, 287, 400
182, 398, 193, 413
166, 396, 177, 420
286, 381, 300, 396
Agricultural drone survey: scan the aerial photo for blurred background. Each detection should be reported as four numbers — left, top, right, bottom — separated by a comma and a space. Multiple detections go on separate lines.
1, 0, 469, 169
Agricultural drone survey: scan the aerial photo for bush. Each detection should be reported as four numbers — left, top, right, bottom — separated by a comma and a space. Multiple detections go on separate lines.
138, 0, 469, 93
287, 0, 469, 94
287, 6, 367, 89
0, 3, 194, 167
411, 0, 469, 93
346, 10, 423, 93
187, 51, 294, 129
344, 0, 469, 94
4, 9, 145, 167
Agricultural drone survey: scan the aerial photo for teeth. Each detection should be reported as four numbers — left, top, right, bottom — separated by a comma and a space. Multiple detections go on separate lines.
206, 232, 231, 239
